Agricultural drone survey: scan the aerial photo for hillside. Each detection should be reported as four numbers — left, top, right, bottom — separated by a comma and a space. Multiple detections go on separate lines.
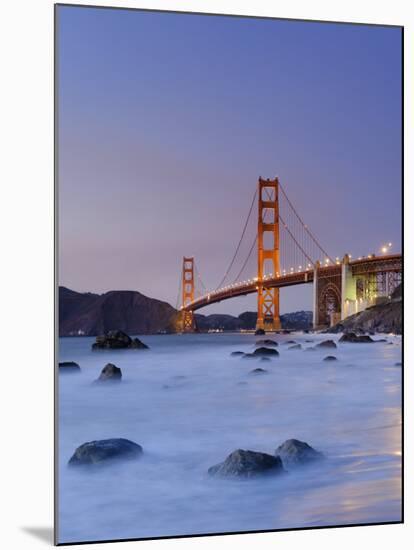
59, 287, 177, 336
328, 284, 402, 335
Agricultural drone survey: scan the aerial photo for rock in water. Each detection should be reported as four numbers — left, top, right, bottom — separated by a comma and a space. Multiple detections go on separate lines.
231, 351, 245, 356
59, 361, 80, 373
208, 449, 285, 478
253, 347, 279, 356
96, 363, 122, 382
288, 344, 302, 350
255, 339, 278, 347
275, 439, 323, 467
68, 438, 143, 466
316, 340, 337, 349
250, 367, 268, 374
339, 332, 374, 343
323, 355, 337, 361
92, 330, 149, 350
255, 328, 265, 335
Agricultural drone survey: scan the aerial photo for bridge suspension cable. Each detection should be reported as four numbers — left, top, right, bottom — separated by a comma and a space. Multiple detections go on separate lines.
232, 233, 258, 283
175, 265, 183, 310
278, 181, 334, 264
279, 213, 314, 266
215, 188, 258, 290
194, 261, 208, 297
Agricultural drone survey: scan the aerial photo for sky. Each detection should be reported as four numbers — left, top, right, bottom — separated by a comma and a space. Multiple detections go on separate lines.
57, 6, 402, 315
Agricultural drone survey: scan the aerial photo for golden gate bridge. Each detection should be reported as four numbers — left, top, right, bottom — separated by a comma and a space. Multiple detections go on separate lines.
177, 177, 402, 332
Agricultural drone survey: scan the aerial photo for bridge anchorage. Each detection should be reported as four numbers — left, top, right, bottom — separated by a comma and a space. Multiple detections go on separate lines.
178, 177, 402, 333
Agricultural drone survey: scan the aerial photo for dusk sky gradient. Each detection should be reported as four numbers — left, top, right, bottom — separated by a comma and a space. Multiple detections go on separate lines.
58, 6, 402, 315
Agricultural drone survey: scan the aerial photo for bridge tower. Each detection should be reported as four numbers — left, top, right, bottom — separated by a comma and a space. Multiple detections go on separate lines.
181, 256, 196, 332
256, 177, 281, 332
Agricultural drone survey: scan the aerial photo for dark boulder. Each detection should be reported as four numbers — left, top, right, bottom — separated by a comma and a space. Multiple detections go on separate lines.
255, 328, 265, 335
59, 361, 80, 373
255, 339, 278, 347
231, 351, 245, 356
208, 449, 285, 478
286, 340, 296, 344
250, 367, 268, 374
92, 330, 149, 350
95, 363, 122, 382
68, 438, 142, 466
242, 353, 256, 359
339, 332, 374, 343
253, 347, 279, 357
316, 340, 337, 349
323, 355, 337, 361
275, 439, 323, 467
288, 344, 302, 350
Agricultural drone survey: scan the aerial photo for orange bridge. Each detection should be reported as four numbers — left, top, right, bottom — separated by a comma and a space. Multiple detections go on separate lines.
178, 177, 402, 332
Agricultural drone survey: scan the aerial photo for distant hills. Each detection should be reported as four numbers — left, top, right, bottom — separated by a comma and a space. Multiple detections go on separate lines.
195, 310, 312, 331
59, 286, 313, 336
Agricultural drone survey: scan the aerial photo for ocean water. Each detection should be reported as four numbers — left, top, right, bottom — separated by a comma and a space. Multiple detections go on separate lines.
57, 332, 402, 543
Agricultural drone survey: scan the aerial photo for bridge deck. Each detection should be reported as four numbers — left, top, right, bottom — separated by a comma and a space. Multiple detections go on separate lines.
183, 254, 402, 312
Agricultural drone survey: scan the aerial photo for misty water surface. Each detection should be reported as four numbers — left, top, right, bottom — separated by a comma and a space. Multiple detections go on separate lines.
58, 332, 402, 543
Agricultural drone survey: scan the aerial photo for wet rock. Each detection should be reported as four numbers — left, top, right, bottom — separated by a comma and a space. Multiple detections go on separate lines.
255, 328, 265, 335
95, 363, 122, 382
59, 361, 80, 373
208, 449, 285, 478
260, 357, 271, 362
242, 353, 256, 359
231, 351, 245, 356
375, 338, 387, 343
68, 438, 142, 466
286, 340, 296, 344
323, 355, 337, 361
305, 340, 313, 343
275, 439, 323, 467
250, 367, 268, 374
339, 332, 374, 343
288, 344, 302, 350
316, 340, 337, 349
92, 330, 149, 350
253, 347, 279, 356
255, 339, 278, 347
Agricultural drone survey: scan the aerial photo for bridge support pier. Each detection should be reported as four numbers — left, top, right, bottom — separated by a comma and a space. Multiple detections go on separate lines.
256, 177, 281, 332
312, 261, 320, 329
313, 259, 342, 329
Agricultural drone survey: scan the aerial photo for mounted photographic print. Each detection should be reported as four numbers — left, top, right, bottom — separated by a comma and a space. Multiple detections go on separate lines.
55, 4, 403, 545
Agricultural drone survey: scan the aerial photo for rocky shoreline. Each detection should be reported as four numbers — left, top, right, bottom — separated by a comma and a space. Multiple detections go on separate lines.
61, 329, 400, 486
